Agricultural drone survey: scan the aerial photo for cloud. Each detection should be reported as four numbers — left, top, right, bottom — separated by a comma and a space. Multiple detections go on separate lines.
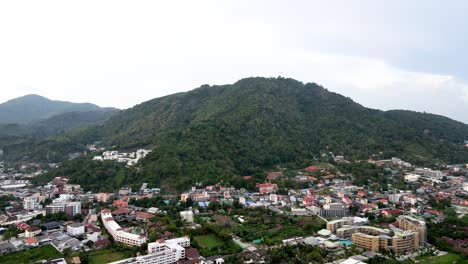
0, 1, 467, 124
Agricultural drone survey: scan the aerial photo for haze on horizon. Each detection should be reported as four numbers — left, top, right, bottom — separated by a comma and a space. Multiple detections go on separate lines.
1, 1, 467, 123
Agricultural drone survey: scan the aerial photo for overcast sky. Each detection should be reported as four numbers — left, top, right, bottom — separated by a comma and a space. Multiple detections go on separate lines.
1, 1, 467, 123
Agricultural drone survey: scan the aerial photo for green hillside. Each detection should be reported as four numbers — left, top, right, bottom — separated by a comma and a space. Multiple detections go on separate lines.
30, 77, 468, 191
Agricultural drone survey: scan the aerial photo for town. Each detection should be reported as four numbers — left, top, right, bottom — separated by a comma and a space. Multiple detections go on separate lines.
0, 153, 466, 264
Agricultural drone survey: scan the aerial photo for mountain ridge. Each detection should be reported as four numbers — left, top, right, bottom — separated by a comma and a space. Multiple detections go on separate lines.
0, 94, 117, 124
27, 77, 468, 191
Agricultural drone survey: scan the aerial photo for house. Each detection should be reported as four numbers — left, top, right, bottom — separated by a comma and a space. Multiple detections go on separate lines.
112, 208, 131, 218
185, 247, 201, 260
113, 200, 128, 208
266, 171, 283, 180
72, 256, 81, 264
256, 183, 278, 194
303, 196, 315, 206
25, 226, 42, 237
94, 239, 111, 249
24, 237, 38, 247
16, 222, 31, 231
305, 166, 318, 172
42, 221, 60, 231
135, 211, 154, 222
377, 199, 388, 205
381, 209, 404, 217
180, 210, 194, 223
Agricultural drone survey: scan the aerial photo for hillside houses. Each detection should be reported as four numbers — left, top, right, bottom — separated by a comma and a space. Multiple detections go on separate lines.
92, 149, 151, 166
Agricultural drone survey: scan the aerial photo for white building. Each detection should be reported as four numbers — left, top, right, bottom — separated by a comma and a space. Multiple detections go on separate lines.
291, 208, 308, 215
65, 202, 81, 217
404, 174, 420, 182
180, 210, 194, 223
46, 204, 66, 215
111, 237, 190, 264
23, 197, 38, 211
101, 209, 146, 246
67, 223, 85, 237
270, 194, 278, 203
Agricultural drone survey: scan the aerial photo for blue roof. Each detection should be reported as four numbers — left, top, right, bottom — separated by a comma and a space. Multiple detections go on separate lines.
198, 201, 210, 207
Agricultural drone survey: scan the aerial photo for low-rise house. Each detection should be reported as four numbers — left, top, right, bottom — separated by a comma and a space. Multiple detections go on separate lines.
24, 237, 38, 247
256, 183, 278, 194
25, 226, 42, 237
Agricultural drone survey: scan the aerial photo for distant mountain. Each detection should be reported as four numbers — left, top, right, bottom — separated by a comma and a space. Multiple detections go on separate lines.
28, 109, 119, 138
29, 77, 468, 191
0, 94, 113, 124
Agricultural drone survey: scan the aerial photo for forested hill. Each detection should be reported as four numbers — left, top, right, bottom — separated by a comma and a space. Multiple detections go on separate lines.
0, 94, 113, 124
30, 77, 468, 191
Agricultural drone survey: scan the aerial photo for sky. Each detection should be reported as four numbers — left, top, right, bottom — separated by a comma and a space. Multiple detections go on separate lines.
0, 1, 467, 123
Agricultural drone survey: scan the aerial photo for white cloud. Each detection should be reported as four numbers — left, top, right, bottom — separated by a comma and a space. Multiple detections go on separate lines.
0, 1, 467, 123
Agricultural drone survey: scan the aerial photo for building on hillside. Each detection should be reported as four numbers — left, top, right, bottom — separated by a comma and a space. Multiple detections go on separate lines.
321, 203, 349, 218
256, 183, 278, 194
180, 210, 194, 223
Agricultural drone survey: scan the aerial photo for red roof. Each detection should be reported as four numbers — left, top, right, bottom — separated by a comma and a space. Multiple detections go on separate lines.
266, 172, 283, 180
135, 211, 154, 219
382, 209, 404, 215
113, 200, 128, 207
112, 208, 131, 216
25, 237, 37, 244
305, 166, 318, 172
94, 239, 110, 248
185, 247, 201, 259
85, 224, 101, 233
424, 209, 441, 215
16, 222, 31, 230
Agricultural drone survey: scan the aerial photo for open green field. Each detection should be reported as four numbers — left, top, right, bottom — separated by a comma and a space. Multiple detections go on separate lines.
89, 249, 131, 264
0, 244, 62, 264
194, 234, 225, 249
415, 252, 468, 264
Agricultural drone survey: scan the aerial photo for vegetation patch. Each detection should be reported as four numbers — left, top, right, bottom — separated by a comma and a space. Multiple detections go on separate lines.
194, 234, 224, 249
88, 249, 131, 264
0, 244, 62, 264
415, 252, 467, 264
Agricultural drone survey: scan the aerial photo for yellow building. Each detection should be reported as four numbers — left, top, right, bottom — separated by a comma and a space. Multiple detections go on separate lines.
335, 224, 421, 254
397, 215, 426, 247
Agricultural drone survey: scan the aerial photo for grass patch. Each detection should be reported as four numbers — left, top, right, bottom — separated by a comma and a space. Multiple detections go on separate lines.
89, 249, 131, 264
194, 234, 224, 249
0, 244, 62, 264
415, 252, 468, 264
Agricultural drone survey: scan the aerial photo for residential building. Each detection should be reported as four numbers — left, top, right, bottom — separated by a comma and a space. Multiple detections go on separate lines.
397, 215, 427, 247
67, 223, 85, 237
111, 237, 190, 264
23, 197, 38, 211
180, 210, 194, 223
